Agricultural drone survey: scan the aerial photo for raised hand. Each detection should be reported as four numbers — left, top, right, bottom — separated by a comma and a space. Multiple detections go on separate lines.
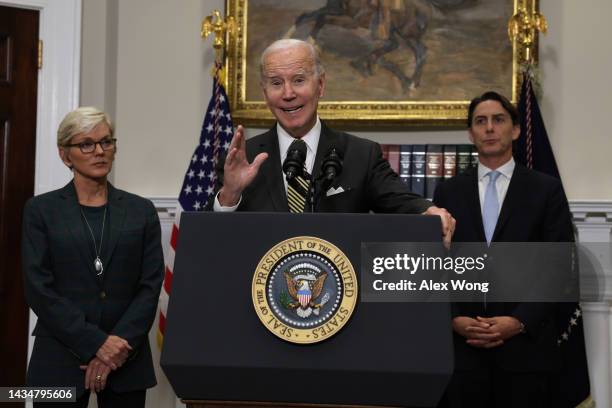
218, 125, 268, 206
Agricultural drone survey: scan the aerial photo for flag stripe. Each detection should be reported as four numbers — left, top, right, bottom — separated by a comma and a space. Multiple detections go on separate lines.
157, 70, 233, 346
163, 266, 173, 294
170, 224, 179, 249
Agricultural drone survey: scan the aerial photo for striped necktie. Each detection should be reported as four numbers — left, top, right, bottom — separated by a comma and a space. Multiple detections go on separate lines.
287, 171, 311, 213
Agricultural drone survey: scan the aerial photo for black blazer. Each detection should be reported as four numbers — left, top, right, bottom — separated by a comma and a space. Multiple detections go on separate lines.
22, 182, 164, 396
209, 121, 431, 214
434, 164, 574, 372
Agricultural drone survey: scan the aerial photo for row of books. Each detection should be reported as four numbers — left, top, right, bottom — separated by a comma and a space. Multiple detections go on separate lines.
381, 144, 479, 200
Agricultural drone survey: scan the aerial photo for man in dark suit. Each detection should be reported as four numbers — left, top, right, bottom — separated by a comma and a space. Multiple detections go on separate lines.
209, 38, 455, 242
434, 91, 574, 407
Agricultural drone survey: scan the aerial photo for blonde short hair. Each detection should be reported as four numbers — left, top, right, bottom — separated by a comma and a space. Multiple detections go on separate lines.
57, 107, 114, 147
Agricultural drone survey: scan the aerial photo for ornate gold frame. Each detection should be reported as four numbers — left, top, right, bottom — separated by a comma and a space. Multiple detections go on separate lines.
224, 0, 538, 128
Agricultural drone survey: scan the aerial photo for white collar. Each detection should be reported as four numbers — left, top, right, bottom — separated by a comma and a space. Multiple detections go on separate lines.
478, 157, 515, 181
277, 117, 321, 165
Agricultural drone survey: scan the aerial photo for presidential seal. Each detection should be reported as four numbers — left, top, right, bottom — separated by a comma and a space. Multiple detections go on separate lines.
252, 236, 357, 344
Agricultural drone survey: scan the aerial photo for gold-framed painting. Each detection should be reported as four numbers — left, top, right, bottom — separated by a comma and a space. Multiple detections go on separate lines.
225, 0, 537, 128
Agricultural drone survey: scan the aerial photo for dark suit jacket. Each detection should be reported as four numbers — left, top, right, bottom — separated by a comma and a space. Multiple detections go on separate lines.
209, 121, 431, 213
433, 164, 574, 372
22, 182, 164, 396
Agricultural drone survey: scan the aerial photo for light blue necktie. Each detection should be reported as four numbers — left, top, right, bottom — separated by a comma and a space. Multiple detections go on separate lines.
482, 171, 501, 244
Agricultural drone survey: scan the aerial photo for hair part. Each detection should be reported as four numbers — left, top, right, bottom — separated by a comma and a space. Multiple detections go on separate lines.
259, 39, 324, 82
467, 91, 519, 128
57, 106, 114, 147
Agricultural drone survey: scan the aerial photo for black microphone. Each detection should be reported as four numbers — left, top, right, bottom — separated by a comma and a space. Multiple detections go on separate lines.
321, 147, 343, 182
282, 139, 307, 181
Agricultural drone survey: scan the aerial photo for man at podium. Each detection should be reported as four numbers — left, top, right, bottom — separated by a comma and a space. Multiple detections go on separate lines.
207, 38, 455, 246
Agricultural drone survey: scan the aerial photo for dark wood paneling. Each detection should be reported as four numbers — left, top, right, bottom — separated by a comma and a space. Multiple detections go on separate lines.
0, 35, 11, 83
0, 7, 39, 406
0, 118, 9, 294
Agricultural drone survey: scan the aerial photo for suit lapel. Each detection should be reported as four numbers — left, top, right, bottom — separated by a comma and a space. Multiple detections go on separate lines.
312, 122, 332, 182
312, 121, 344, 185
468, 171, 487, 242
258, 127, 289, 211
104, 183, 127, 270
59, 182, 99, 283
492, 164, 525, 242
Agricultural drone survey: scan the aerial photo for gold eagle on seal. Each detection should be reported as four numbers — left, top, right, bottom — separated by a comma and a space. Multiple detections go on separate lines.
284, 267, 329, 319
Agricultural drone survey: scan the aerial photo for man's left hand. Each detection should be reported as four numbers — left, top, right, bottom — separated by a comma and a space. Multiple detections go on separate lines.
476, 316, 523, 341
423, 206, 456, 248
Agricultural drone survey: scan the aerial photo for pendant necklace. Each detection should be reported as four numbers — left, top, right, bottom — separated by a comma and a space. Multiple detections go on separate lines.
80, 205, 107, 276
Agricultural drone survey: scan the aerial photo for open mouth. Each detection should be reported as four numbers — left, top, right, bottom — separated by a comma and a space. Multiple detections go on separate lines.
281, 106, 303, 114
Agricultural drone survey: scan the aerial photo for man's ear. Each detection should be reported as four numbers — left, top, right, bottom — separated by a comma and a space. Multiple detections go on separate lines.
512, 124, 521, 141
468, 128, 475, 145
318, 71, 326, 98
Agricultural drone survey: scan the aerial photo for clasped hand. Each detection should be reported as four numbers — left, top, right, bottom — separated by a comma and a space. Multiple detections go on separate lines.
79, 335, 132, 392
453, 316, 522, 349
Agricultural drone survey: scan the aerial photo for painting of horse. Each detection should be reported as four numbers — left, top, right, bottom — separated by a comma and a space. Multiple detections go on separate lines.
243, 0, 514, 103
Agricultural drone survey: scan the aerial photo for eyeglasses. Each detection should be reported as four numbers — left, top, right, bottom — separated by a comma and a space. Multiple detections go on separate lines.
64, 138, 117, 153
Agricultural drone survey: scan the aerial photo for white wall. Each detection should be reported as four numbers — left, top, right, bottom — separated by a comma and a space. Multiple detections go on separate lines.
538, 0, 612, 200
80, 0, 612, 202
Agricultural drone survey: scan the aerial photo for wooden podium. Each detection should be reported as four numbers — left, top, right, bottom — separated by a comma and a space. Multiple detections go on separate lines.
161, 212, 453, 408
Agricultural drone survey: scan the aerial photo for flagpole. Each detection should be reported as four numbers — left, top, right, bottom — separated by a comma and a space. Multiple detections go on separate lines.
201, 9, 236, 84
157, 9, 237, 349
508, 0, 548, 69
509, 5, 595, 407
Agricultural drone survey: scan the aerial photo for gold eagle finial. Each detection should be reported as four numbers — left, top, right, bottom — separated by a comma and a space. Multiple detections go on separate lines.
508, 0, 548, 65
201, 10, 236, 80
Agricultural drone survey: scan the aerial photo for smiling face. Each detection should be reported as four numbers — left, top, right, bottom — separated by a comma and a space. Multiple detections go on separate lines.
469, 99, 520, 168
59, 122, 115, 182
261, 44, 325, 139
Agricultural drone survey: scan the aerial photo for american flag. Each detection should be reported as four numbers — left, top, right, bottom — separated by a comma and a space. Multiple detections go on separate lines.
515, 68, 592, 408
157, 73, 233, 347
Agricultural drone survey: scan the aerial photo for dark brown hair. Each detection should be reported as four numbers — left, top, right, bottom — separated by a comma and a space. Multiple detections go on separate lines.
467, 91, 519, 128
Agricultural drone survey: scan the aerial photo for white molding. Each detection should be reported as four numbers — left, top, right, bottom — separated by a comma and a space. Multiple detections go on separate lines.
581, 301, 612, 408
0, 0, 47, 8
571, 200, 612, 222
582, 302, 612, 313
150, 196, 179, 219
1, 0, 83, 195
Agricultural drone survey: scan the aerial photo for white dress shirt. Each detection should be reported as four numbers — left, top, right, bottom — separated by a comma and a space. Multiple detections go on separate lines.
277, 117, 321, 192
214, 117, 322, 211
477, 157, 515, 215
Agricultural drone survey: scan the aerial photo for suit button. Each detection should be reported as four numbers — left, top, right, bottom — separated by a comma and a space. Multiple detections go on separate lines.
100, 291, 106, 299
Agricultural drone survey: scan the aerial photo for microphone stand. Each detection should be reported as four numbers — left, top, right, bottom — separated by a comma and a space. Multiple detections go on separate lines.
308, 182, 317, 213
309, 174, 333, 213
